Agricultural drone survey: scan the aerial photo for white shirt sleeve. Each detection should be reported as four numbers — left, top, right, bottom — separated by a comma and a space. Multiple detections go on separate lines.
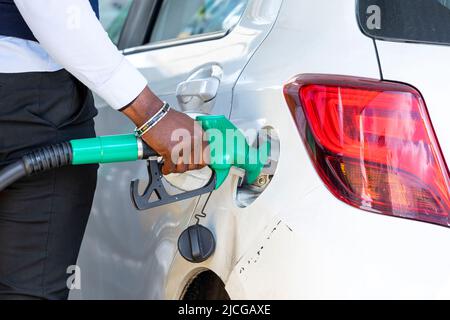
13, 0, 148, 110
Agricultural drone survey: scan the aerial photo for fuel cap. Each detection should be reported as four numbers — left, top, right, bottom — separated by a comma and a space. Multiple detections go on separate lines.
178, 224, 216, 263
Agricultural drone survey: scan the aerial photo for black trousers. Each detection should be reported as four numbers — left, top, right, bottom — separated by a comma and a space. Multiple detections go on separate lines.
0, 70, 98, 300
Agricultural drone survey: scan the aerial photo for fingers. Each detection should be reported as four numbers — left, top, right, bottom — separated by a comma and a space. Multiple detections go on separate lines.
140, 109, 210, 175
188, 161, 198, 172
159, 151, 208, 175
165, 147, 190, 174
162, 152, 188, 175
176, 153, 188, 174
162, 141, 207, 175
188, 137, 205, 171
162, 160, 176, 176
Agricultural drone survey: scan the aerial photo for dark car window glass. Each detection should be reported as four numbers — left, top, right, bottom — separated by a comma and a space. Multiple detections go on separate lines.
99, 0, 134, 44
358, 0, 450, 46
150, 0, 248, 43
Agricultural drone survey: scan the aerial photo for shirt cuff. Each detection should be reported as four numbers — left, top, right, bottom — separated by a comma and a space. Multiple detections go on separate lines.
94, 57, 148, 110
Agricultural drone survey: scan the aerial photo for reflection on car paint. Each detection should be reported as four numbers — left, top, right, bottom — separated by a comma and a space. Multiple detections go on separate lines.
179, 0, 248, 39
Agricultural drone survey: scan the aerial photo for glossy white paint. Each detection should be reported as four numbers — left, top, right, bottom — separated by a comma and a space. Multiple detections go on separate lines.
74, 0, 450, 300
224, 0, 450, 299
73, 0, 283, 300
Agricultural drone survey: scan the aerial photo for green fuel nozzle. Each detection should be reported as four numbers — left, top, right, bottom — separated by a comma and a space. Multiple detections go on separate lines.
130, 115, 271, 211
0, 115, 271, 265
68, 115, 270, 190
0, 115, 270, 209
197, 115, 270, 189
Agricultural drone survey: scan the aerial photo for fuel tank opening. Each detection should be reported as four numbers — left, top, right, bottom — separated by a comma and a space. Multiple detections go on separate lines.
235, 126, 280, 208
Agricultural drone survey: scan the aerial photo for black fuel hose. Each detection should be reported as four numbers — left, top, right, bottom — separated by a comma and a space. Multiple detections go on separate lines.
0, 138, 156, 193
0, 142, 72, 192
0, 161, 27, 192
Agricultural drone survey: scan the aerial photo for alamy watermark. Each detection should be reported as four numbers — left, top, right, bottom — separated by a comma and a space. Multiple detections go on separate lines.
366, 4, 381, 30
66, 5, 82, 30
67, 265, 81, 290
167, 123, 274, 168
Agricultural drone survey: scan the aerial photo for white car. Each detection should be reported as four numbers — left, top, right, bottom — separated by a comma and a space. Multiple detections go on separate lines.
71, 0, 450, 300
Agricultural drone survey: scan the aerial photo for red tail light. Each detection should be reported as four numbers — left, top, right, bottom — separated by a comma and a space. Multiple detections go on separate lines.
284, 74, 450, 226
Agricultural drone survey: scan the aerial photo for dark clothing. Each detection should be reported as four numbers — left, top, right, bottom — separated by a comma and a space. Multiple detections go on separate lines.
0, 70, 98, 300
0, 0, 100, 42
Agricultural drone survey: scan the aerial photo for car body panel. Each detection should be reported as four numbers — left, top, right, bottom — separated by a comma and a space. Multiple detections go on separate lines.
72, 0, 283, 300
220, 0, 450, 299
169, 0, 450, 299
73, 0, 450, 300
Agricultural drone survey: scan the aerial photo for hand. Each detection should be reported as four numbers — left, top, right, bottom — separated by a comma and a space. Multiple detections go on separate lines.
121, 87, 209, 175
142, 109, 209, 175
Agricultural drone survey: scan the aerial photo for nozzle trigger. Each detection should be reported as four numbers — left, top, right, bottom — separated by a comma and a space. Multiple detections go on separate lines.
131, 159, 216, 211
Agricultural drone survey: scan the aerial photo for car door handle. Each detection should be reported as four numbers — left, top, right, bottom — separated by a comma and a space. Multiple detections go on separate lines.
176, 77, 220, 103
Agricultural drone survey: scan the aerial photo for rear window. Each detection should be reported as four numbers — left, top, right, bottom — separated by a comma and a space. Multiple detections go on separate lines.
357, 0, 450, 46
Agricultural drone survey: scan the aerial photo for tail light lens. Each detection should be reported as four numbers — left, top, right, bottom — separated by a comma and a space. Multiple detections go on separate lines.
284, 74, 450, 226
